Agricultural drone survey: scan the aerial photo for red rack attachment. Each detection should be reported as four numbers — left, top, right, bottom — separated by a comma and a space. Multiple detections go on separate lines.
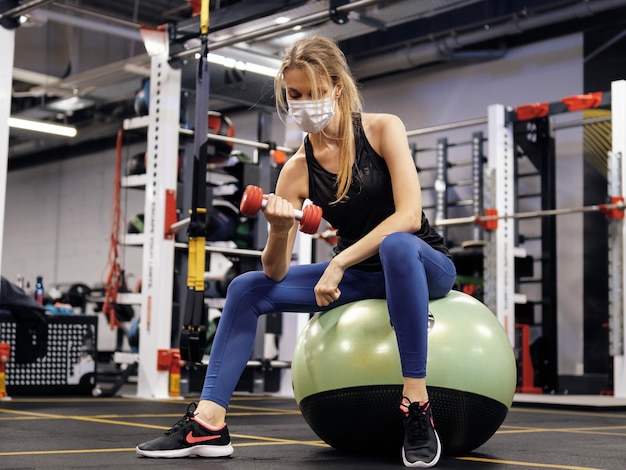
477, 208, 498, 231
600, 196, 625, 220
561, 91, 603, 112
164, 189, 178, 239
515, 102, 549, 121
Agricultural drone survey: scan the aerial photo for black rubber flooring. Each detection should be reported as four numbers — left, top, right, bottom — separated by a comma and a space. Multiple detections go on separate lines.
1, 394, 625, 469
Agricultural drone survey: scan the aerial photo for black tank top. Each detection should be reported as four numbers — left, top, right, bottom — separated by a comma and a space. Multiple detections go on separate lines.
305, 114, 450, 271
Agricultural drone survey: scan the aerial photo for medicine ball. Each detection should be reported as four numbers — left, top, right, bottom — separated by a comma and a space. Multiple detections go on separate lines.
206, 200, 239, 242
216, 265, 239, 298
208, 111, 235, 164
127, 214, 144, 234
134, 79, 150, 116
128, 318, 140, 353
126, 152, 146, 176
134, 79, 187, 121
63, 283, 92, 310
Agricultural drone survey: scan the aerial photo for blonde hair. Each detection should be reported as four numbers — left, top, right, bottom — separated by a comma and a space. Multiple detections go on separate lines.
275, 36, 362, 203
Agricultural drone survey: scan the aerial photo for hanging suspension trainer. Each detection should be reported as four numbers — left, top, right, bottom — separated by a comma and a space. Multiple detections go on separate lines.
180, 0, 211, 364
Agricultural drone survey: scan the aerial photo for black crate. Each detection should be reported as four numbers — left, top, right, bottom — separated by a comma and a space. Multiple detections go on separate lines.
0, 313, 98, 395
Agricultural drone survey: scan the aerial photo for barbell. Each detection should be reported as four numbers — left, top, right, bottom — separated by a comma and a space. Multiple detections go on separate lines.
435, 197, 624, 229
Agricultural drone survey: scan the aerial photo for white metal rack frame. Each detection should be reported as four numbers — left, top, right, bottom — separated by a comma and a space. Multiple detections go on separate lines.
484, 104, 517, 346
0, 27, 15, 286
612, 80, 626, 397
132, 39, 182, 399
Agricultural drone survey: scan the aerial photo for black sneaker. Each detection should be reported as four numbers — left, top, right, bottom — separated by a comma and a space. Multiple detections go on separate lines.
136, 403, 234, 458
400, 398, 441, 468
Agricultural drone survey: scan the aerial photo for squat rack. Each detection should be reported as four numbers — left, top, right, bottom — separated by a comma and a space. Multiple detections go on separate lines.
434, 82, 626, 398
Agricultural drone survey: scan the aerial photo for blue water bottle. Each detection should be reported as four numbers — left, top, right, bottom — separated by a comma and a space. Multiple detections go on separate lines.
34, 276, 44, 305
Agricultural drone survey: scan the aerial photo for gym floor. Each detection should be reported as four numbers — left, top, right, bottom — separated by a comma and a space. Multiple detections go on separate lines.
1, 392, 625, 470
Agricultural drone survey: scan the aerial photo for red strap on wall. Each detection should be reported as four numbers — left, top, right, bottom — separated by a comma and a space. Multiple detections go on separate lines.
0, 343, 10, 398
164, 189, 178, 239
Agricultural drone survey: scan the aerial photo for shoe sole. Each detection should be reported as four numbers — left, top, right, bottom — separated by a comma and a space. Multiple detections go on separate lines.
135, 443, 234, 458
401, 431, 441, 468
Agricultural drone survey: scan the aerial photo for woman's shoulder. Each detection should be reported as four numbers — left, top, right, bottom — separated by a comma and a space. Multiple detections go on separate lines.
283, 147, 307, 174
360, 113, 406, 151
278, 149, 308, 194
360, 112, 405, 132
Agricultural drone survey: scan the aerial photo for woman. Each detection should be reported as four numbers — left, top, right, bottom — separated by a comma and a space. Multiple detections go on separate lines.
136, 35, 456, 468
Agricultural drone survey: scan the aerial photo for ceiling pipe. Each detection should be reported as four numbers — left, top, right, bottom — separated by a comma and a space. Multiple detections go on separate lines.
29, 8, 142, 41
0, 0, 55, 19
353, 0, 626, 80
171, 0, 386, 61
50, 2, 142, 30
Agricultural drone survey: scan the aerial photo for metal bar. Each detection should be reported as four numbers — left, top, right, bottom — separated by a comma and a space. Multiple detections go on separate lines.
174, 242, 263, 258
451, 199, 474, 207
407, 117, 488, 137
422, 179, 474, 191
532, 115, 558, 393
0, 0, 55, 19
552, 114, 612, 130
172, 0, 384, 60
445, 138, 485, 148
50, 3, 142, 30
418, 159, 473, 172
415, 138, 483, 150
36, 8, 141, 41
408, 114, 611, 139
435, 201, 625, 227
179, 128, 293, 153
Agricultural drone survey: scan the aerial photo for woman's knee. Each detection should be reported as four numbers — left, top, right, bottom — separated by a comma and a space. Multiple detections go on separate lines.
380, 232, 417, 262
226, 270, 268, 297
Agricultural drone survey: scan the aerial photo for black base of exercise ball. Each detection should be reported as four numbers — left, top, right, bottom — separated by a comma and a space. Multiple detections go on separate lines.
429, 386, 509, 455
300, 385, 404, 456
298, 385, 509, 456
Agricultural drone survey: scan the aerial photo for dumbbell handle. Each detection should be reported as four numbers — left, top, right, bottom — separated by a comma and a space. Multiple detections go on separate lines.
255, 198, 306, 221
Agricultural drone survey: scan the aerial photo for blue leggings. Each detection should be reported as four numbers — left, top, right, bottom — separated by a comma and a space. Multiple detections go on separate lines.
201, 232, 457, 408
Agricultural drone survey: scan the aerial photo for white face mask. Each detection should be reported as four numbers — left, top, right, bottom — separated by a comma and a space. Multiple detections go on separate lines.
287, 93, 336, 134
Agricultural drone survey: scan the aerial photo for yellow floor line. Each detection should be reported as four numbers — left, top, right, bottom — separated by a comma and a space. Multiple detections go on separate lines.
457, 456, 605, 470
0, 435, 329, 457
511, 407, 626, 419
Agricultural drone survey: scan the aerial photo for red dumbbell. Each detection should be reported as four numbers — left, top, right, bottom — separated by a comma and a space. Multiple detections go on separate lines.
239, 185, 323, 234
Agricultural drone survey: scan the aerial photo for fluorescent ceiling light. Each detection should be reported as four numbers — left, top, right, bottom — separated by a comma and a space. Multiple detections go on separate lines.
206, 53, 278, 78
8, 117, 77, 138
46, 96, 95, 113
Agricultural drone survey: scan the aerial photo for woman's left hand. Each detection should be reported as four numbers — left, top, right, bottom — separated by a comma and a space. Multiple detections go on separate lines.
314, 261, 344, 307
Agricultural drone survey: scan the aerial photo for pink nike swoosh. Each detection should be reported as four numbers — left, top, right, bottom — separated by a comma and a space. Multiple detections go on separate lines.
186, 431, 222, 444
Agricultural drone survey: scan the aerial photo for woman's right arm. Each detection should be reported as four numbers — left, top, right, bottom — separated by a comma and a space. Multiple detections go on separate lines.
260, 153, 308, 281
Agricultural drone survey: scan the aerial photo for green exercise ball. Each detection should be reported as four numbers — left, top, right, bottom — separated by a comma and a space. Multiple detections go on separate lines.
291, 290, 517, 456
